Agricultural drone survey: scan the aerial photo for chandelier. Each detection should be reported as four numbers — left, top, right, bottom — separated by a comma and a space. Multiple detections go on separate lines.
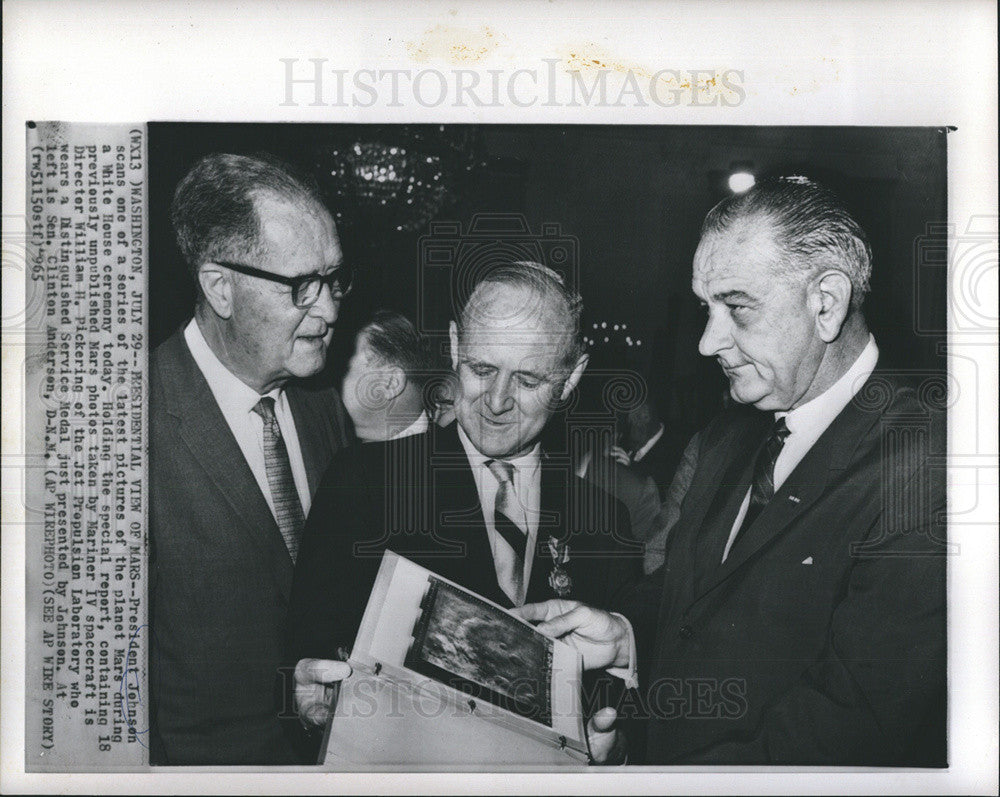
315, 125, 478, 233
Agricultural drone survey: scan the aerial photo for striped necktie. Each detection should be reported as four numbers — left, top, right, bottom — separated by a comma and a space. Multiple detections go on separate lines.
733, 415, 791, 546
252, 396, 304, 563
486, 459, 528, 605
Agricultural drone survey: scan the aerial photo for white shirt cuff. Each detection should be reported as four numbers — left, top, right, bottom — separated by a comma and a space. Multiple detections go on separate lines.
605, 612, 639, 690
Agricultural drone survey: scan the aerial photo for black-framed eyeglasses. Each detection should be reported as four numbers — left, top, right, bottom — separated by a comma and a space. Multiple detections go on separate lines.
215, 260, 354, 308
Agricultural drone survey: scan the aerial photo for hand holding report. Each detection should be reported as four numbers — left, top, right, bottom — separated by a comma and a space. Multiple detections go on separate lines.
319, 552, 591, 767
513, 600, 631, 670
293, 658, 353, 728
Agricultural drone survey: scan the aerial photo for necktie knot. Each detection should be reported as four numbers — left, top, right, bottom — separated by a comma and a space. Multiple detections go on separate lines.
253, 396, 278, 426
773, 416, 790, 441
486, 458, 515, 486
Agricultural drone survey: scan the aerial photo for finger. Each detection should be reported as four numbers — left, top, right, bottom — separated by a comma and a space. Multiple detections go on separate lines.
511, 599, 577, 623
295, 658, 352, 686
586, 708, 621, 765
589, 706, 618, 733
535, 605, 593, 638
298, 694, 332, 727
509, 601, 551, 621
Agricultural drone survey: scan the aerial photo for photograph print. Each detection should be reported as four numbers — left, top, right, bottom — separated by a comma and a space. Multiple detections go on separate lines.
144, 122, 949, 767
405, 577, 555, 727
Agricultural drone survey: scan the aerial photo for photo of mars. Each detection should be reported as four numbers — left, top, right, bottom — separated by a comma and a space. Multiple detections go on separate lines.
409, 579, 553, 723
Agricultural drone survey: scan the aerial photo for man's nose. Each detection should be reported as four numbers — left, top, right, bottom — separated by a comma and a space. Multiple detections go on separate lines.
309, 282, 340, 325
698, 310, 732, 357
484, 374, 514, 415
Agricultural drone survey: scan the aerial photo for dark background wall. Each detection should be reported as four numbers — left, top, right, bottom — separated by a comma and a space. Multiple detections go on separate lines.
148, 124, 948, 449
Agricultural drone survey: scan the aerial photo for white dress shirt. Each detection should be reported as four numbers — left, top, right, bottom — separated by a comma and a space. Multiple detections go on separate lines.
184, 319, 313, 521
457, 424, 639, 689
456, 424, 542, 592
721, 335, 879, 562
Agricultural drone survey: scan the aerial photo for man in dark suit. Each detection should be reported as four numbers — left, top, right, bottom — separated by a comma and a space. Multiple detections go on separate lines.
288, 262, 643, 738
518, 177, 947, 766
610, 398, 686, 504
576, 442, 670, 574
149, 153, 352, 764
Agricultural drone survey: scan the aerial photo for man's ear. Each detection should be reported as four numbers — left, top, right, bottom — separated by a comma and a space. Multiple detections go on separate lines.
448, 321, 460, 370
198, 263, 234, 320
812, 269, 853, 343
383, 365, 406, 403
559, 352, 589, 402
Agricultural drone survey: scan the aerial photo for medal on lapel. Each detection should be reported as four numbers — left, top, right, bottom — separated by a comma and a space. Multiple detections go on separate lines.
547, 535, 572, 597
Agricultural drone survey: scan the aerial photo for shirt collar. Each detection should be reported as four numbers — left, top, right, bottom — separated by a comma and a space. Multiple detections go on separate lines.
778, 334, 879, 434
456, 422, 541, 476
632, 422, 665, 462
184, 318, 282, 416
387, 411, 430, 441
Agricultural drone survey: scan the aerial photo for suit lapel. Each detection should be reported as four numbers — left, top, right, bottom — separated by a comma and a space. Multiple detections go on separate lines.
694, 376, 886, 601
286, 387, 326, 496
158, 329, 294, 597
525, 460, 569, 602
681, 413, 767, 600
702, 445, 830, 595
429, 424, 502, 601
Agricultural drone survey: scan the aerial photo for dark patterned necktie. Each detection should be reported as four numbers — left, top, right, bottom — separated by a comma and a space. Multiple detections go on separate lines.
252, 396, 304, 563
486, 459, 528, 604
733, 415, 791, 546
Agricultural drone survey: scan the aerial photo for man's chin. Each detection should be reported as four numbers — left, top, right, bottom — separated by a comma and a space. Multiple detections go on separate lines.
288, 353, 328, 380
468, 436, 516, 459
729, 381, 772, 409
462, 426, 521, 459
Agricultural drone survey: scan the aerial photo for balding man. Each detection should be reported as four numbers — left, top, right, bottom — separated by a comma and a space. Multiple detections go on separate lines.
518, 177, 947, 766
150, 153, 352, 763
287, 261, 643, 751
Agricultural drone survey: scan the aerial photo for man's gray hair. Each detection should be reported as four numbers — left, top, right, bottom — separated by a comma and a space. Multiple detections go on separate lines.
457, 260, 585, 367
701, 176, 873, 309
171, 152, 327, 283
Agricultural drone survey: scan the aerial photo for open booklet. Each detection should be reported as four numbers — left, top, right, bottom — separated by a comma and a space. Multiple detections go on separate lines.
320, 551, 591, 768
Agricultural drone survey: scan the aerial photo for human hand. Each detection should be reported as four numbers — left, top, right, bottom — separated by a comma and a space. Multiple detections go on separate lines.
587, 706, 627, 764
609, 445, 631, 466
512, 600, 630, 670
293, 658, 352, 727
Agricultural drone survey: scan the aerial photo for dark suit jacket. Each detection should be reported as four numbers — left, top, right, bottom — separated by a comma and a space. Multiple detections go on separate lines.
149, 326, 350, 765
629, 426, 688, 503
287, 422, 644, 694
582, 455, 668, 574
621, 372, 947, 765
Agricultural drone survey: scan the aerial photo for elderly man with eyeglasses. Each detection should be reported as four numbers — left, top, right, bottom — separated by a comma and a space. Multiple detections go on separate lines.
149, 153, 353, 764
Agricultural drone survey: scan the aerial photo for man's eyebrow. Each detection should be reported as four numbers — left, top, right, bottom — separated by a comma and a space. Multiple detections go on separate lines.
292, 260, 345, 278
459, 356, 549, 380
513, 367, 548, 380
713, 289, 757, 303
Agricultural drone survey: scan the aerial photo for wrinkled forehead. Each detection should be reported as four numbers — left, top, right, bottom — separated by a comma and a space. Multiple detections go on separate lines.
255, 192, 340, 262
459, 284, 572, 362
692, 220, 784, 289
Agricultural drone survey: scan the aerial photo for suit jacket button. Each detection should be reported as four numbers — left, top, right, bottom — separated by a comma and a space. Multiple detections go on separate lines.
678, 624, 694, 639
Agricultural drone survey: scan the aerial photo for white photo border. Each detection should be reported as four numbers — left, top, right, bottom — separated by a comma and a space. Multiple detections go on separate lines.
2, 1, 997, 794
